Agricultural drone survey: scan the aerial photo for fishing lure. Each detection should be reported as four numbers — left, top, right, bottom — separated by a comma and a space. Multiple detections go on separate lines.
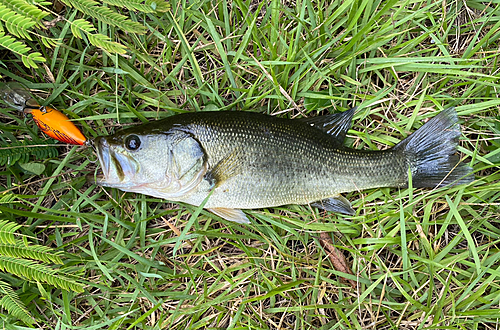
23, 99, 87, 145
0, 82, 31, 112
0, 82, 86, 145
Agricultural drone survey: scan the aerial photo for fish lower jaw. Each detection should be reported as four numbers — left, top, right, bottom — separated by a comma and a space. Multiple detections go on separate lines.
86, 170, 129, 188
86, 171, 106, 185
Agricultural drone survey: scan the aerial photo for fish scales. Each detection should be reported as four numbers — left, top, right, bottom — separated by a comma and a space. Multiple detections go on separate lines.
92, 109, 473, 223
150, 112, 405, 209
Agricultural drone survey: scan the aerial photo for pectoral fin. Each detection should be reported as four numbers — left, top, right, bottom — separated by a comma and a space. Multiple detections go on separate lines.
208, 208, 250, 223
205, 147, 243, 187
298, 107, 356, 146
311, 195, 355, 215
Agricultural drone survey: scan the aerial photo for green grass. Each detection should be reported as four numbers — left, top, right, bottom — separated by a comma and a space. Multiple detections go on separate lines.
0, 0, 499, 328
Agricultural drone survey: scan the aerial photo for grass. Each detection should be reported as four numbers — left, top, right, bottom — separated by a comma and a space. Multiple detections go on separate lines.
0, 0, 499, 328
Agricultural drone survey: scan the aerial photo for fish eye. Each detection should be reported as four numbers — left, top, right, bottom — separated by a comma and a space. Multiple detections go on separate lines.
124, 135, 141, 151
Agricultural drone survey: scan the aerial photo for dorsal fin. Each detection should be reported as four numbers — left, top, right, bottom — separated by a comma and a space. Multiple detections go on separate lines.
298, 107, 356, 145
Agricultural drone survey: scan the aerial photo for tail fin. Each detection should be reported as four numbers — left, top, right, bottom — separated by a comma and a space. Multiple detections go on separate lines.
394, 107, 473, 188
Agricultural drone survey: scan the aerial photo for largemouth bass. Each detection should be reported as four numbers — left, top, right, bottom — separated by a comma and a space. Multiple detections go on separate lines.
91, 108, 472, 223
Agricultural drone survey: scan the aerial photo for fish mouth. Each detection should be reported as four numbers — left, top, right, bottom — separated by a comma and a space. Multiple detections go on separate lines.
86, 170, 106, 185
87, 136, 139, 187
87, 137, 110, 186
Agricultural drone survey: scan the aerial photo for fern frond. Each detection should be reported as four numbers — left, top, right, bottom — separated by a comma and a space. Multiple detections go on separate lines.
1, 0, 49, 28
0, 256, 84, 292
36, 34, 59, 48
21, 48, 44, 67
33, 0, 52, 5
0, 194, 16, 204
69, 18, 126, 53
0, 220, 22, 245
102, 0, 170, 13
0, 242, 64, 264
0, 32, 44, 68
0, 280, 32, 324
88, 32, 127, 54
61, 0, 146, 34
0, 4, 37, 39
0, 139, 59, 166
70, 18, 95, 39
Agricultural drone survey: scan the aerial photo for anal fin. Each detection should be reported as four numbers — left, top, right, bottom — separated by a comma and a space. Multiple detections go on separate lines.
208, 208, 250, 223
310, 195, 355, 215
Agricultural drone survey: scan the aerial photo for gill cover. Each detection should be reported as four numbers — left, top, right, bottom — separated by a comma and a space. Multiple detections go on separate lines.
160, 130, 208, 198
94, 130, 208, 201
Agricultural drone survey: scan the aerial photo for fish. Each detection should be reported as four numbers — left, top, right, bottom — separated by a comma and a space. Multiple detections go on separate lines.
90, 107, 473, 223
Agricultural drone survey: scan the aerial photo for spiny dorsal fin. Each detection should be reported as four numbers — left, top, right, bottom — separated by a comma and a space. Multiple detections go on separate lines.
298, 107, 356, 145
